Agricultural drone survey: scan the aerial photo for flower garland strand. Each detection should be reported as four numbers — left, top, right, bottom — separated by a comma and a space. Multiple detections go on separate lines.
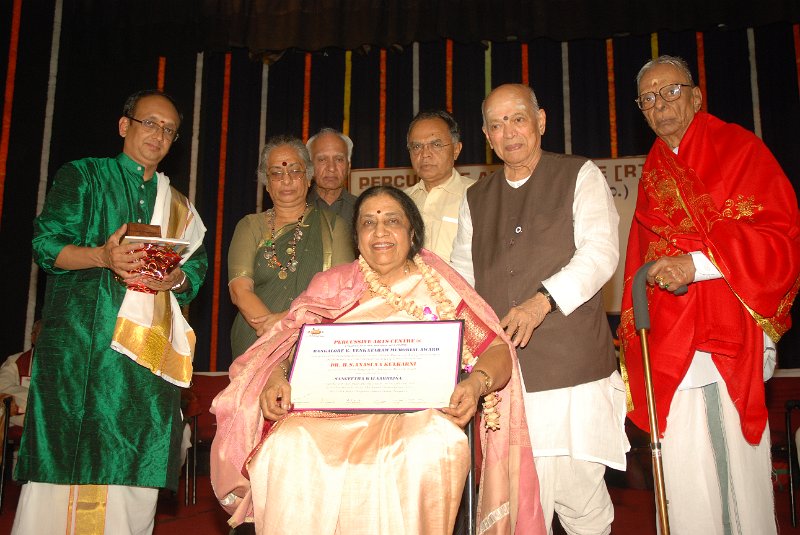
359, 254, 500, 430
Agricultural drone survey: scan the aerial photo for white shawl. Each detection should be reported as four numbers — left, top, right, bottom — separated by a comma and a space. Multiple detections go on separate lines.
111, 173, 206, 387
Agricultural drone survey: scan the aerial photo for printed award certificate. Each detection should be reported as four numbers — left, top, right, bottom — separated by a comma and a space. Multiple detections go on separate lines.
289, 321, 463, 412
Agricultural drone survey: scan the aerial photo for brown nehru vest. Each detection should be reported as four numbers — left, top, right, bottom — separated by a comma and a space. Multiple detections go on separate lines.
467, 151, 616, 392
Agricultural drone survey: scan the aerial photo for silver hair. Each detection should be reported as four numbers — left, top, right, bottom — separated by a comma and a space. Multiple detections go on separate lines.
481, 84, 540, 127
636, 55, 695, 88
306, 128, 354, 161
257, 135, 313, 185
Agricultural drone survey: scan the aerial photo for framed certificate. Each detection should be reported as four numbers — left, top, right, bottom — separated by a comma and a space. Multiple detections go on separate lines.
289, 321, 463, 412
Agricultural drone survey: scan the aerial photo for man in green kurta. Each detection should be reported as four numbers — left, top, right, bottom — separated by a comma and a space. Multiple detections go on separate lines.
12, 90, 208, 535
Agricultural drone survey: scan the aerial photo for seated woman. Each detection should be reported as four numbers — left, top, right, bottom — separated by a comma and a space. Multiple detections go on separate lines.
228, 135, 354, 358
212, 186, 545, 534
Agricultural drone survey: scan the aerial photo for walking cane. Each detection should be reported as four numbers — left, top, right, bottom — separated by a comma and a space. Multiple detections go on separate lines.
632, 261, 686, 535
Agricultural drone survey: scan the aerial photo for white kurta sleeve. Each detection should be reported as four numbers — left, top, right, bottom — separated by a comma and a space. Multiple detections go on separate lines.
449, 196, 475, 287
542, 160, 619, 315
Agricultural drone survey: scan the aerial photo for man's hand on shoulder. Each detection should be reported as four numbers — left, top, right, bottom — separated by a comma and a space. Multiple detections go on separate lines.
499, 292, 551, 347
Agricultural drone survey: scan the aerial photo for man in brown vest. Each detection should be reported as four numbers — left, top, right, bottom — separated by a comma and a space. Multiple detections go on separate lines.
451, 83, 629, 534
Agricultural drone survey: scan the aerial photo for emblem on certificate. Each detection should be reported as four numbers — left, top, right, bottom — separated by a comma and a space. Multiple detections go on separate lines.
289, 321, 464, 412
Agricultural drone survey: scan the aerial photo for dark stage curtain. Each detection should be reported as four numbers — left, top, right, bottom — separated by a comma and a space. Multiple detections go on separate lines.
68, 1, 800, 58
2, 2, 800, 370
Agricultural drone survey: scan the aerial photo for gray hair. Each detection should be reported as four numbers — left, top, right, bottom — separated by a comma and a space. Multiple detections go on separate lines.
636, 55, 695, 88
257, 135, 313, 185
481, 84, 540, 127
306, 128, 354, 161
406, 110, 461, 144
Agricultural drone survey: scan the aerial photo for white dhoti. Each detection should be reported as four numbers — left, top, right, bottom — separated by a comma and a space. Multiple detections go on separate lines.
660, 381, 776, 535
522, 371, 629, 534
11, 482, 158, 535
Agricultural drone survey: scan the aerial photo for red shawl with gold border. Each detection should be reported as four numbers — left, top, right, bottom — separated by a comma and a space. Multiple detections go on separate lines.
619, 112, 800, 444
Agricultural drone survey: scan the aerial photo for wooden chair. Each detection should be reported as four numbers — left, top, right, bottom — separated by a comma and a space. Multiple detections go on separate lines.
0, 396, 23, 513
184, 373, 230, 505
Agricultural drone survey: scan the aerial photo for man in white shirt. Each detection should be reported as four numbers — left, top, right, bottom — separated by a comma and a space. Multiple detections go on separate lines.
451, 83, 628, 535
404, 111, 475, 262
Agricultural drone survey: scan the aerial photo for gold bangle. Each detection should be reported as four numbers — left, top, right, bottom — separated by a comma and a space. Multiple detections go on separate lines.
473, 369, 492, 396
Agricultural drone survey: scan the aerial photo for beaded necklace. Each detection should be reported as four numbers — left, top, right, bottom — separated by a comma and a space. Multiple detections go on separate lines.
359, 254, 500, 430
263, 205, 307, 280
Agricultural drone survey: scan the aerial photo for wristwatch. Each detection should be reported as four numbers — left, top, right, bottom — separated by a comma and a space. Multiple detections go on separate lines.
537, 286, 557, 314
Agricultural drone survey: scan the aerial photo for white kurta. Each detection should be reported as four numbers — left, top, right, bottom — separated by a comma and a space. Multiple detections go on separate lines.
451, 160, 628, 467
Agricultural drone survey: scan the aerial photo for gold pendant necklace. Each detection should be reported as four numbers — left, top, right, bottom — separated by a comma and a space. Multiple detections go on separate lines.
263, 205, 307, 279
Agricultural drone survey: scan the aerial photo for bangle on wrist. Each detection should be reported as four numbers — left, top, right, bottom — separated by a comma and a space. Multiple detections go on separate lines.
277, 362, 289, 381
473, 369, 493, 396
170, 271, 187, 292
537, 286, 557, 314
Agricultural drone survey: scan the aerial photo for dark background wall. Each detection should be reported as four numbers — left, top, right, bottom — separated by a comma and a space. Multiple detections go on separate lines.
1, 1, 799, 371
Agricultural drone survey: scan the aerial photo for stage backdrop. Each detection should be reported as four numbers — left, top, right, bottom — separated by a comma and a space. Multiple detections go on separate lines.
350, 156, 644, 313
1, 2, 799, 370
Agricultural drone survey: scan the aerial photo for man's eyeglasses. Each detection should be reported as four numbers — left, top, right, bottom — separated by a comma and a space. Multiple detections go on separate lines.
407, 140, 451, 155
635, 83, 692, 111
268, 168, 306, 182
126, 116, 179, 141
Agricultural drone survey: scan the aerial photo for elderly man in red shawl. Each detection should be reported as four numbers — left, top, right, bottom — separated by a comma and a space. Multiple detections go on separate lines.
619, 55, 800, 533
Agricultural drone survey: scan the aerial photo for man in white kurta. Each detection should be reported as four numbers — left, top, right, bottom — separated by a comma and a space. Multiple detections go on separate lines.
451, 84, 629, 535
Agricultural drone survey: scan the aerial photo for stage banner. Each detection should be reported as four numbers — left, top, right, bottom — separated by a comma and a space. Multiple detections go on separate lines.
349, 156, 645, 313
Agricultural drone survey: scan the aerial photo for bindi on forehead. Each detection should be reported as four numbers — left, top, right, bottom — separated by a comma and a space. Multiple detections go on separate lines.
282, 161, 287, 166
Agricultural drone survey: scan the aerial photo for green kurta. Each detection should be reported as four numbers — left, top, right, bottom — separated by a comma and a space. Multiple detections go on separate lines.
19, 153, 208, 490
228, 207, 354, 358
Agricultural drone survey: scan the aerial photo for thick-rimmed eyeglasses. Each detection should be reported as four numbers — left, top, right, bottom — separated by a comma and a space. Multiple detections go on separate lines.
635, 83, 692, 111
126, 116, 180, 141
268, 168, 306, 182
407, 140, 451, 155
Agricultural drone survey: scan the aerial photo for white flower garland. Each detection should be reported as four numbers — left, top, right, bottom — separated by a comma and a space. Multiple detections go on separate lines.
359, 254, 500, 430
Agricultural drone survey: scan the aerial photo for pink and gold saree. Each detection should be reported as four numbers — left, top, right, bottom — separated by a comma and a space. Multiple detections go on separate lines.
211, 250, 545, 534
